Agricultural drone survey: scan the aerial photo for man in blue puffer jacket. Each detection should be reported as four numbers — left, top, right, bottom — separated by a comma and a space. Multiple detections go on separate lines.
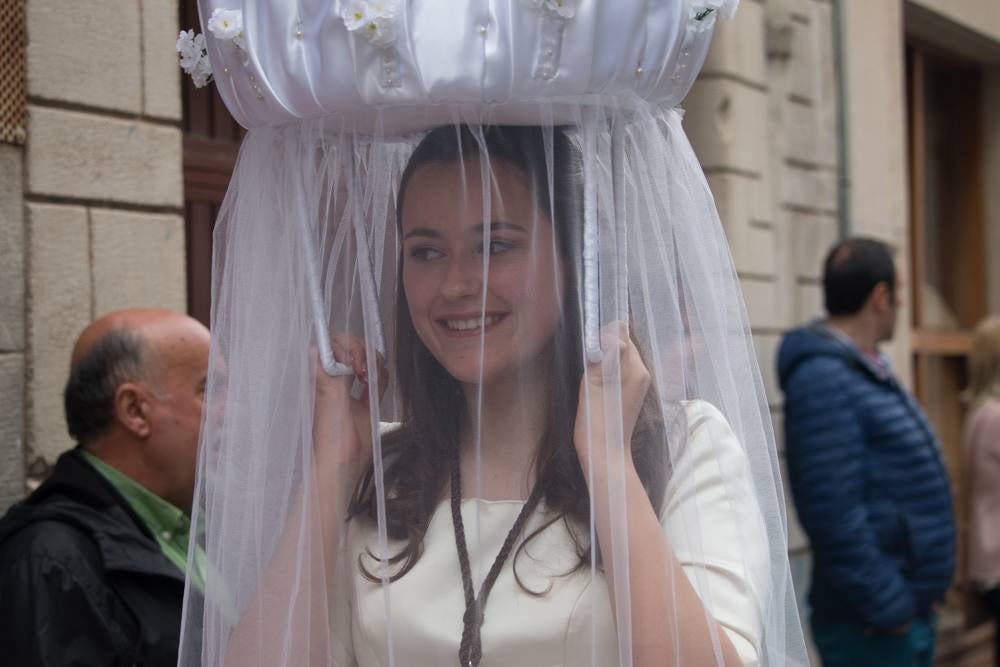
778, 237, 955, 667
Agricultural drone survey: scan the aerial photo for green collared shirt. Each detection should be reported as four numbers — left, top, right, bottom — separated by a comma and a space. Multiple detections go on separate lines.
82, 451, 205, 592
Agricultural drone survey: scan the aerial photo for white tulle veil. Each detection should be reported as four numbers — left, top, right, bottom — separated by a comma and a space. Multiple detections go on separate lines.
178, 1, 808, 665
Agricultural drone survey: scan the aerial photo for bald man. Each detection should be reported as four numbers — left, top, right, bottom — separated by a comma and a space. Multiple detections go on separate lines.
0, 309, 210, 667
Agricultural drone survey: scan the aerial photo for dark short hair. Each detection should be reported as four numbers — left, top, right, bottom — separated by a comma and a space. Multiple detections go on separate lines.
822, 237, 896, 316
64, 329, 148, 445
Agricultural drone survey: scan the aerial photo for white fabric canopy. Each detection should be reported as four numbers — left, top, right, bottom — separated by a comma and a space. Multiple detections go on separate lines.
178, 2, 808, 666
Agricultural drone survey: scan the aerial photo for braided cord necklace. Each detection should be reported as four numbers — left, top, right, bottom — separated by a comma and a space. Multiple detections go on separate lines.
450, 447, 543, 667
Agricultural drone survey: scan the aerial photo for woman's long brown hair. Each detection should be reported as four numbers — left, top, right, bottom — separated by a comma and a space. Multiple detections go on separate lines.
349, 125, 668, 587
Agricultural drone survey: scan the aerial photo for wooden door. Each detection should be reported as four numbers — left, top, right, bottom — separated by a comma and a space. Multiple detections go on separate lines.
907, 41, 991, 666
180, 0, 242, 326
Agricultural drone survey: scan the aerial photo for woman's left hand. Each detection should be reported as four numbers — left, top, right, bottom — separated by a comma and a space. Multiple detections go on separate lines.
573, 321, 651, 476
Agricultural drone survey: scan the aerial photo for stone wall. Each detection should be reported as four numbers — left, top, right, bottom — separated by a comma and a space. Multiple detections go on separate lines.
687, 0, 1000, 661
687, 0, 840, 559
0, 141, 25, 510
685, 3, 839, 658
1, 0, 186, 492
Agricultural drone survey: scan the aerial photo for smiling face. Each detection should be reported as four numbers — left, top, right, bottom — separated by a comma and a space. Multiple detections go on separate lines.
400, 157, 565, 387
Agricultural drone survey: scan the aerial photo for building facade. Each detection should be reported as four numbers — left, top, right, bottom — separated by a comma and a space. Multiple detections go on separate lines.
1, 0, 998, 662
687, 0, 1000, 662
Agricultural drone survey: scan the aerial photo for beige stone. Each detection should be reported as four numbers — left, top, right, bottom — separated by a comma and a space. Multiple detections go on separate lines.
790, 212, 838, 281
708, 173, 777, 277
702, 0, 768, 88
26, 0, 141, 113
785, 6, 818, 106
779, 164, 837, 215
27, 204, 91, 465
91, 209, 187, 316
795, 282, 823, 324
685, 79, 769, 175
143, 0, 183, 120
782, 98, 820, 168
741, 276, 781, 329
27, 106, 183, 207
0, 353, 26, 508
841, 1, 910, 243
0, 145, 24, 352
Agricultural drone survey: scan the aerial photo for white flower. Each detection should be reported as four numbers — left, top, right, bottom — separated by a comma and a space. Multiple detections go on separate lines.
176, 30, 202, 69
341, 1, 369, 32
343, 1, 397, 48
177, 29, 213, 88
191, 55, 214, 88
364, 15, 396, 48
207, 8, 246, 50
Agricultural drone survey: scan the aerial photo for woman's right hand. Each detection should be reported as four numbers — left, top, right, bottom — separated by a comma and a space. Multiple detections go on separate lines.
312, 334, 387, 494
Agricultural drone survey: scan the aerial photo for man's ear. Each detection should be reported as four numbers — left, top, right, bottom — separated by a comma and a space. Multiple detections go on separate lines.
114, 382, 152, 438
869, 281, 891, 312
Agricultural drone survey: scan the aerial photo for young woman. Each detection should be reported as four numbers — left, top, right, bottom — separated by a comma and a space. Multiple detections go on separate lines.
963, 316, 1000, 664
179, 7, 807, 666
295, 126, 768, 666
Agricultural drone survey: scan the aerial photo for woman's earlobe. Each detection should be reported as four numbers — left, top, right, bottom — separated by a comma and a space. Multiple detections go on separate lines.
115, 382, 152, 438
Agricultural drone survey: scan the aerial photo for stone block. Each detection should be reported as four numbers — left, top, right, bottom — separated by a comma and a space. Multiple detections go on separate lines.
0, 353, 26, 509
754, 332, 782, 409
779, 163, 837, 215
708, 170, 773, 232
685, 78, 769, 175
27, 106, 183, 207
143, 0, 183, 120
26, 0, 141, 113
0, 144, 24, 352
708, 173, 778, 277
741, 275, 781, 330
786, 5, 818, 105
740, 224, 777, 277
702, 0, 768, 87
782, 98, 820, 167
795, 282, 823, 324
27, 204, 91, 465
791, 212, 839, 281
842, 0, 908, 244
91, 209, 186, 316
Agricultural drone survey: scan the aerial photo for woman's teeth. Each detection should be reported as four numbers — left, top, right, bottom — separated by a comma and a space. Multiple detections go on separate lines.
445, 315, 500, 331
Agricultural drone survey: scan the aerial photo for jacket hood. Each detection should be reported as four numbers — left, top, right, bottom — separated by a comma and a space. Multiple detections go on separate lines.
777, 321, 885, 390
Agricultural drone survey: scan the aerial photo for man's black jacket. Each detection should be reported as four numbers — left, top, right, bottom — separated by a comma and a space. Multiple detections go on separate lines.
0, 448, 187, 666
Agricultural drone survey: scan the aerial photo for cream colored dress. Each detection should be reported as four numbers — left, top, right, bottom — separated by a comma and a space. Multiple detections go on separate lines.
334, 401, 768, 666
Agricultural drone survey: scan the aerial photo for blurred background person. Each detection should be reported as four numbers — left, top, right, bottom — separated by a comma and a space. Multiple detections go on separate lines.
962, 315, 1000, 665
778, 237, 955, 667
0, 308, 209, 667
